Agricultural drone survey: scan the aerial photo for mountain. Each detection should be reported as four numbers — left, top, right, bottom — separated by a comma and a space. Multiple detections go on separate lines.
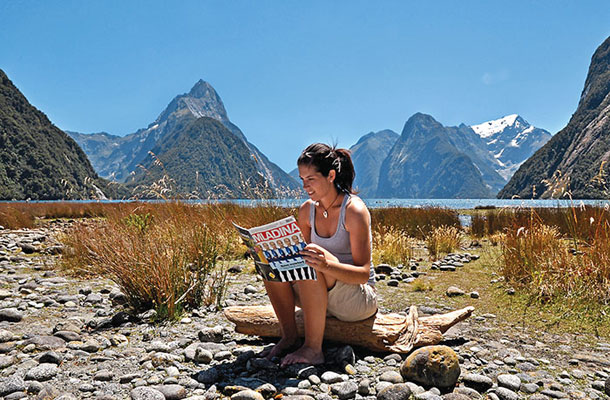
349, 130, 399, 197
471, 114, 552, 181
444, 124, 507, 194
0, 69, 120, 200
499, 36, 610, 199
68, 80, 299, 194
377, 113, 493, 198
129, 116, 266, 198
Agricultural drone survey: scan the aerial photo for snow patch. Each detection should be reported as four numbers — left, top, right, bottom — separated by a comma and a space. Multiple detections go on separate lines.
471, 114, 520, 138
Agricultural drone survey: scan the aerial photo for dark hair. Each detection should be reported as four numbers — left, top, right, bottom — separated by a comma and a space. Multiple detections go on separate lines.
297, 143, 356, 194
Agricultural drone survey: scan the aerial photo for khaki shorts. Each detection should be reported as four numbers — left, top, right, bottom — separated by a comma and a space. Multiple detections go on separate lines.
294, 281, 377, 322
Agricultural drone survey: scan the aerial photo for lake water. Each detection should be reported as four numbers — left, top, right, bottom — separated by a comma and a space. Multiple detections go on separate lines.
17, 198, 610, 209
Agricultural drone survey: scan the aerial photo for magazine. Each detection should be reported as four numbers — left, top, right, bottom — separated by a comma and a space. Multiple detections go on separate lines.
232, 216, 317, 282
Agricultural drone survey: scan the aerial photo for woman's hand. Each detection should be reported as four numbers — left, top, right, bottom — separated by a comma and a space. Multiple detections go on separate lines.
299, 243, 338, 271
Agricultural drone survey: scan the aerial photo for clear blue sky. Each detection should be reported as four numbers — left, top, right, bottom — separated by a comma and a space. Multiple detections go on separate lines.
1, 1, 609, 171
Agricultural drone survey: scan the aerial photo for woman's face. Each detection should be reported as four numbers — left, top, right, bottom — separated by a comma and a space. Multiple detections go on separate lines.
298, 164, 335, 202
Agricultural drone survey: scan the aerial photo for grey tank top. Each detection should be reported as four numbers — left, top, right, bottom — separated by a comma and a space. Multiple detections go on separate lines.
309, 194, 375, 286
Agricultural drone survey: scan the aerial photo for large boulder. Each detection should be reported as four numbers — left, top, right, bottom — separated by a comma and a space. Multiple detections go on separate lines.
399, 345, 460, 390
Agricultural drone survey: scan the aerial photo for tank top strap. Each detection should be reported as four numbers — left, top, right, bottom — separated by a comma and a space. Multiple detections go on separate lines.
337, 193, 350, 230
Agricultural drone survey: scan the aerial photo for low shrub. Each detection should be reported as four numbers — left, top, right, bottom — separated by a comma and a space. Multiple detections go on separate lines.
372, 227, 416, 266
425, 226, 461, 259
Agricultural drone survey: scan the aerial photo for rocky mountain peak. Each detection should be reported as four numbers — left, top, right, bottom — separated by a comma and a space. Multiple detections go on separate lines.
471, 114, 527, 139
402, 113, 443, 136
153, 79, 229, 127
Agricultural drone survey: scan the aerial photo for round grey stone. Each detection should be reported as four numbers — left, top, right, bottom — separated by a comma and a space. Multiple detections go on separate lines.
377, 383, 412, 400
497, 374, 521, 392
0, 375, 25, 396
38, 351, 63, 365
131, 386, 165, 400
197, 368, 219, 384
25, 363, 58, 381
461, 373, 493, 392
379, 371, 403, 384
0, 355, 16, 369
94, 369, 114, 381
24, 335, 66, 350
521, 383, 539, 394
494, 387, 519, 400
0, 329, 14, 342
330, 381, 358, 400
446, 287, 464, 297
358, 378, 371, 395
0, 309, 23, 322
231, 389, 265, 400
155, 384, 187, 400
321, 371, 344, 384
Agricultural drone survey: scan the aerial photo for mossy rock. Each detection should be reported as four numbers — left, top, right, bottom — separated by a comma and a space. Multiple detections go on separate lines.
400, 345, 460, 389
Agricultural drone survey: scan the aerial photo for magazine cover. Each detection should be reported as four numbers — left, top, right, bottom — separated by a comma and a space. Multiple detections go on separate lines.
233, 216, 317, 282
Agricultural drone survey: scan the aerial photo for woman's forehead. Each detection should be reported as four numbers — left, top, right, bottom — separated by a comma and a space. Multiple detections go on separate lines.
298, 164, 321, 177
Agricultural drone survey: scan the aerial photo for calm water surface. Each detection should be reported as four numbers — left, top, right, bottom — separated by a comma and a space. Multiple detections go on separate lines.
17, 198, 610, 209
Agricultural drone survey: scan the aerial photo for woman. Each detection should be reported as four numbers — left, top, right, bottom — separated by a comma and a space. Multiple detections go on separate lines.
263, 143, 377, 366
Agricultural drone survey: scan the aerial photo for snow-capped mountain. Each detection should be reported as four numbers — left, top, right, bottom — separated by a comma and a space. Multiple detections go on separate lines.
471, 114, 552, 180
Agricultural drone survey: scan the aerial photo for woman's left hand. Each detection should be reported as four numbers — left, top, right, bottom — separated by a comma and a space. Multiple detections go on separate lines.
299, 243, 338, 271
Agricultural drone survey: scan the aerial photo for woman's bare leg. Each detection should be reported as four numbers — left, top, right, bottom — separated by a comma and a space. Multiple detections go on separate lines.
262, 280, 298, 359
281, 272, 331, 366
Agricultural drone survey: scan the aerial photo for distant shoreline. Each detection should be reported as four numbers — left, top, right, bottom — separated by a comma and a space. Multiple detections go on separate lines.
2, 198, 609, 209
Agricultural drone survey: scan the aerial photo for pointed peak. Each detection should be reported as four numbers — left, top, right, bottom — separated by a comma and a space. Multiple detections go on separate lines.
188, 79, 217, 98
471, 114, 529, 138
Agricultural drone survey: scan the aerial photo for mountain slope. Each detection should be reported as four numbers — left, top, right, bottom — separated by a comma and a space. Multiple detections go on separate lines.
129, 116, 266, 198
0, 69, 119, 200
444, 124, 507, 193
377, 113, 493, 198
471, 115, 552, 181
69, 80, 299, 193
349, 130, 399, 197
498, 36, 610, 199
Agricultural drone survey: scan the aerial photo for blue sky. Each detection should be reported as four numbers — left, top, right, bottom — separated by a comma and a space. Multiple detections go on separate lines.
1, 1, 609, 171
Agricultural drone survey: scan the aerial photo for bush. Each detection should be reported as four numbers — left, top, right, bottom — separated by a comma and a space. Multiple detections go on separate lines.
372, 227, 416, 266
500, 220, 610, 303
60, 202, 237, 319
425, 226, 461, 259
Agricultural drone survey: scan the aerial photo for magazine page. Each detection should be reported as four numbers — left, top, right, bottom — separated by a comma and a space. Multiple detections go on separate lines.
233, 217, 317, 282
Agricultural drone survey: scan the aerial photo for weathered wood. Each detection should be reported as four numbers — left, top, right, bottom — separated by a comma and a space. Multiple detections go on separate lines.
223, 305, 474, 353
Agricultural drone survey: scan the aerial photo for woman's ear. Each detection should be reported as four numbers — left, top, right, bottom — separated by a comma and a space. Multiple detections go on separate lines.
328, 169, 336, 183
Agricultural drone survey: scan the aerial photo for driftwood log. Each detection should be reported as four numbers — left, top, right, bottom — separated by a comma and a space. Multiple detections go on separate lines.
223, 305, 474, 353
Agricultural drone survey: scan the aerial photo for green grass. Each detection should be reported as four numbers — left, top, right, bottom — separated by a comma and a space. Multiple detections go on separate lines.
376, 240, 610, 338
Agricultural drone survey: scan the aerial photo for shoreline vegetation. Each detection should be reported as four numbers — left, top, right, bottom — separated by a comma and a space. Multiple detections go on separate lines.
0, 201, 608, 337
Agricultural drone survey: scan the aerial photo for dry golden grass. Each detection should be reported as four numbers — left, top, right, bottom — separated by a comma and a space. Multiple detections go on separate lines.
372, 227, 416, 266
425, 225, 462, 259
500, 221, 610, 304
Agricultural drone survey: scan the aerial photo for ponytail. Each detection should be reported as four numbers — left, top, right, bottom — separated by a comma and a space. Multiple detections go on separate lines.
297, 143, 356, 194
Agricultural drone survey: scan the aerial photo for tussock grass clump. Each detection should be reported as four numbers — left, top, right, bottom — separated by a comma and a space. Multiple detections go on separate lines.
371, 207, 460, 239
500, 220, 610, 304
0, 205, 35, 229
470, 205, 610, 242
372, 227, 416, 266
425, 226, 461, 259
60, 202, 240, 319
411, 278, 433, 292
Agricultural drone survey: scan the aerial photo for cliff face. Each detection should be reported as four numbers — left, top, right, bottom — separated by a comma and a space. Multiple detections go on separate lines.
0, 69, 117, 200
377, 113, 493, 199
128, 116, 266, 198
69, 80, 300, 195
350, 130, 399, 197
499, 36, 610, 199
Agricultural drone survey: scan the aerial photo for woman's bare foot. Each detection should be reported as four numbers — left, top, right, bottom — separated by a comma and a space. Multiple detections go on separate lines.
280, 345, 324, 366
259, 336, 298, 360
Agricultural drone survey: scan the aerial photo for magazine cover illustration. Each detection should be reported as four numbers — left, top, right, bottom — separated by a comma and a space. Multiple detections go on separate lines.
233, 216, 316, 282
